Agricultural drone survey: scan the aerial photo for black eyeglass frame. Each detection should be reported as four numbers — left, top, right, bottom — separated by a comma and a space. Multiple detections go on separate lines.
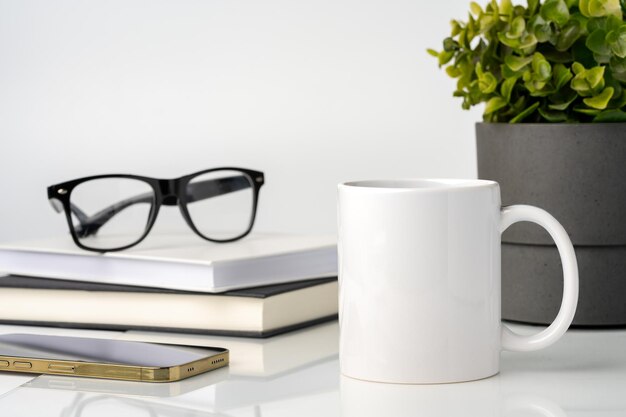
47, 167, 264, 252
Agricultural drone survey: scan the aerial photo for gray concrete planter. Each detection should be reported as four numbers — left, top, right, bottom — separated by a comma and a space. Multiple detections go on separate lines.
476, 123, 626, 326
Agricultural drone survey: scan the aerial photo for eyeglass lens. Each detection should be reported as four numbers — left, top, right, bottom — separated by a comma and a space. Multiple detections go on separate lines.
185, 170, 255, 241
69, 178, 155, 250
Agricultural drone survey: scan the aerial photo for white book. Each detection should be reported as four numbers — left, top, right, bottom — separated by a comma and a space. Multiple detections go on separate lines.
0, 233, 337, 293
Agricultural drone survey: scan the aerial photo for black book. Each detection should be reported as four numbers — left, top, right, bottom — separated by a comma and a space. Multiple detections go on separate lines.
0, 275, 337, 338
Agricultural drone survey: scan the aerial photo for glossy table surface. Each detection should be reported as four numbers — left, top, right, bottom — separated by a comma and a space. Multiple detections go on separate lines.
0, 322, 624, 416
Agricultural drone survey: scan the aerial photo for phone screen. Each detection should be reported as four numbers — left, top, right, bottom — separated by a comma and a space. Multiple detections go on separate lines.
0, 334, 222, 367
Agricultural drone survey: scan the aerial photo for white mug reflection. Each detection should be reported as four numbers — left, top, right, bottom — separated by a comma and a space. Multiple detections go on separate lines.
340, 375, 567, 417
504, 394, 567, 417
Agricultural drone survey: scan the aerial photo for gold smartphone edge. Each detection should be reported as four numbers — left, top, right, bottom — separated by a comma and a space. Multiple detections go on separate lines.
0, 349, 229, 383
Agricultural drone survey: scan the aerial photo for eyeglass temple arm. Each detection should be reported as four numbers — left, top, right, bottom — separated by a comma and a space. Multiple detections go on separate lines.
73, 192, 154, 238
73, 175, 251, 238
48, 200, 99, 237
184, 175, 251, 204
69, 203, 90, 224
49, 198, 91, 224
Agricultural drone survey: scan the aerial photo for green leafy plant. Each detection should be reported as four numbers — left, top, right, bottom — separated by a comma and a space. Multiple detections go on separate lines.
429, 0, 626, 122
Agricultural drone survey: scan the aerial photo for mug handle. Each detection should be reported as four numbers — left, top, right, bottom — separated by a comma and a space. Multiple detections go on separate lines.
500, 205, 579, 352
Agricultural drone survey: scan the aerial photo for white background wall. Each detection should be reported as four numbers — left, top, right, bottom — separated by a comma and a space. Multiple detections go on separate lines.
0, 0, 482, 243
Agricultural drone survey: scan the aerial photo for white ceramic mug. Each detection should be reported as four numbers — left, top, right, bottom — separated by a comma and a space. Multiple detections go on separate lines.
337, 179, 578, 384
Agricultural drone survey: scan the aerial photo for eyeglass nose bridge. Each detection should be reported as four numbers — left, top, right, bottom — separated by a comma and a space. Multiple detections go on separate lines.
158, 179, 180, 206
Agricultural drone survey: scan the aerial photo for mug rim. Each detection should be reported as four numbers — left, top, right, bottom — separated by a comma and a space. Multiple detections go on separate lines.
338, 178, 498, 191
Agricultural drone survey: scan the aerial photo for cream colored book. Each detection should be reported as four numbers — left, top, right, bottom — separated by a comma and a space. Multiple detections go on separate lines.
0, 275, 337, 338
0, 233, 337, 292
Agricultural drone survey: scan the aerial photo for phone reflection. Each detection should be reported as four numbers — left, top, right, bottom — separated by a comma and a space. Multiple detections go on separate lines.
23, 367, 229, 398
340, 374, 567, 417
40, 393, 231, 417
10, 358, 339, 416
6, 370, 232, 416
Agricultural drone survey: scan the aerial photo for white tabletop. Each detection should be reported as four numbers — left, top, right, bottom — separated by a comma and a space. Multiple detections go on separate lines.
0, 322, 624, 416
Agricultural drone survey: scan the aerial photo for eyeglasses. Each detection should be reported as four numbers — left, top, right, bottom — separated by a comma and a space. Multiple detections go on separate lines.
47, 167, 264, 252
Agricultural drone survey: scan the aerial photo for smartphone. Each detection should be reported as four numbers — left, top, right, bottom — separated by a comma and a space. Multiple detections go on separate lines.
0, 333, 228, 383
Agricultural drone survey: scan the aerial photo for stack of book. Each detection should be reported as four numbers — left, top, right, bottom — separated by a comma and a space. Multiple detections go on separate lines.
0, 233, 338, 338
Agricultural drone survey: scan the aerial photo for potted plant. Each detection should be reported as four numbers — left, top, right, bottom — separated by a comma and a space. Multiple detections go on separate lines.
430, 0, 626, 326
